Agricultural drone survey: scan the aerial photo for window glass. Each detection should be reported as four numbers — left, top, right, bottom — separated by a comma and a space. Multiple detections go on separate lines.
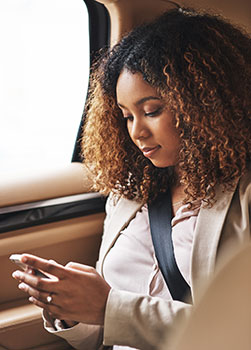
0, 0, 89, 175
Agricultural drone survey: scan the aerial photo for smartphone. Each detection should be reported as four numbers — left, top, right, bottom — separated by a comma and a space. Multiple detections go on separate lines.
9, 254, 49, 278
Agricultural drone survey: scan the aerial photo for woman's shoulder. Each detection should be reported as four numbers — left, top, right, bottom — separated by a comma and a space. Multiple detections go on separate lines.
105, 193, 144, 225
106, 192, 143, 211
101, 193, 144, 255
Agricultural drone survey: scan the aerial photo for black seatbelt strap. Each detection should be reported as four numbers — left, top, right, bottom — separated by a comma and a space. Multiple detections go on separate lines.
148, 189, 191, 302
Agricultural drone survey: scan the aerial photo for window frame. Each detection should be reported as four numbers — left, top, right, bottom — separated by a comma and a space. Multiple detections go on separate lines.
72, 0, 110, 162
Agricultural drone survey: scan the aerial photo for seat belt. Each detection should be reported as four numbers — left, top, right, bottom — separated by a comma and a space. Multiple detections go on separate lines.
148, 189, 191, 302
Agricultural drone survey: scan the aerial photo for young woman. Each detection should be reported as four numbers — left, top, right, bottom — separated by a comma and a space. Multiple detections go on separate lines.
12, 6, 251, 350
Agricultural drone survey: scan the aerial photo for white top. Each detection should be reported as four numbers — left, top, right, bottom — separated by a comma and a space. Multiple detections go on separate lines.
103, 201, 200, 350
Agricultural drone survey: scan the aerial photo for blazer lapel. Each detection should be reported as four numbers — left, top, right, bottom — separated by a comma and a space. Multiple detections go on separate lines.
99, 197, 143, 276
191, 182, 239, 299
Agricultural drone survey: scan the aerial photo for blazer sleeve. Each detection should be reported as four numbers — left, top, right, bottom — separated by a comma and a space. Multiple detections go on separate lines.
103, 289, 192, 350
43, 311, 104, 350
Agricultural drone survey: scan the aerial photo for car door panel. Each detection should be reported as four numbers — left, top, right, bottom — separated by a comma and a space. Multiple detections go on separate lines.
0, 163, 105, 349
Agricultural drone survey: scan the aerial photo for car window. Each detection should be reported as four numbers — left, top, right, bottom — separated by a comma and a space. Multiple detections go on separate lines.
0, 0, 89, 175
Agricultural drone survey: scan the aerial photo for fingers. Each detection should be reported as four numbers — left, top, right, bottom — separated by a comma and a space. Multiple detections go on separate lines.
20, 254, 66, 279
27, 267, 36, 275
65, 262, 96, 273
49, 259, 60, 265
12, 255, 111, 325
28, 295, 63, 319
27, 292, 75, 321
12, 269, 59, 294
18, 282, 56, 305
18, 282, 64, 319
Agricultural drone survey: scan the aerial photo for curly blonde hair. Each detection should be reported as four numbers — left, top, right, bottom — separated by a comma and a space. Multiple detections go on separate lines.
82, 8, 251, 205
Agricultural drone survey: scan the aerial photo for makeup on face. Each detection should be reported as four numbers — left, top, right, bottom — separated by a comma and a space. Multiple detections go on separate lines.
116, 70, 180, 168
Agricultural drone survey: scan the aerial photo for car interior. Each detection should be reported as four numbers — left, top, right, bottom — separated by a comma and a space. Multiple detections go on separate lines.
0, 0, 250, 349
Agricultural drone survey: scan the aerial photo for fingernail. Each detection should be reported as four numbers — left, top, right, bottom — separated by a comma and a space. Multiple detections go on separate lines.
12, 271, 22, 279
18, 283, 26, 290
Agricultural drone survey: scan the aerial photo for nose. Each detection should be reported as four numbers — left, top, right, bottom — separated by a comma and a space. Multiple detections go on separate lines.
129, 117, 150, 141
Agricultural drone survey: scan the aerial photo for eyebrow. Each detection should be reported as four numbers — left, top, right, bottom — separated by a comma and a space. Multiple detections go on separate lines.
117, 96, 161, 108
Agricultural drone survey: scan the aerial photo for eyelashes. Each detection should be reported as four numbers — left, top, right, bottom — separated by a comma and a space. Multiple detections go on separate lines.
122, 107, 164, 121
144, 107, 163, 117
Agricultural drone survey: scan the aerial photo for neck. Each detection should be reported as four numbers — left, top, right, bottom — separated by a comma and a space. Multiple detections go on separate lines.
171, 183, 186, 204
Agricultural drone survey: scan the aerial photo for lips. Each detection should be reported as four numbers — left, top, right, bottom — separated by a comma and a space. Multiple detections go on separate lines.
140, 145, 160, 158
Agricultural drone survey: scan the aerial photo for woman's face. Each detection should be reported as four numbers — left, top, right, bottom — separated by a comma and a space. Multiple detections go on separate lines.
116, 69, 180, 168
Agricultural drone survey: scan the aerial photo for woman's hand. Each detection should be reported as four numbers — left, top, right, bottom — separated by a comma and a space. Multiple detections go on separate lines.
12, 254, 111, 326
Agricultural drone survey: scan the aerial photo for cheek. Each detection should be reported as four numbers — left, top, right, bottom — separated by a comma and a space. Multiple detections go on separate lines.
161, 129, 181, 155
158, 123, 178, 142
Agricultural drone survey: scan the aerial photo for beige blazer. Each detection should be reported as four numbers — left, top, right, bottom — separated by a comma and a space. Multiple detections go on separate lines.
44, 169, 251, 350
100, 169, 251, 296
101, 169, 251, 349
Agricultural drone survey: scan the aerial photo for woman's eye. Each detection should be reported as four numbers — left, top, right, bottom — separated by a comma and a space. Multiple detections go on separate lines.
145, 107, 163, 117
